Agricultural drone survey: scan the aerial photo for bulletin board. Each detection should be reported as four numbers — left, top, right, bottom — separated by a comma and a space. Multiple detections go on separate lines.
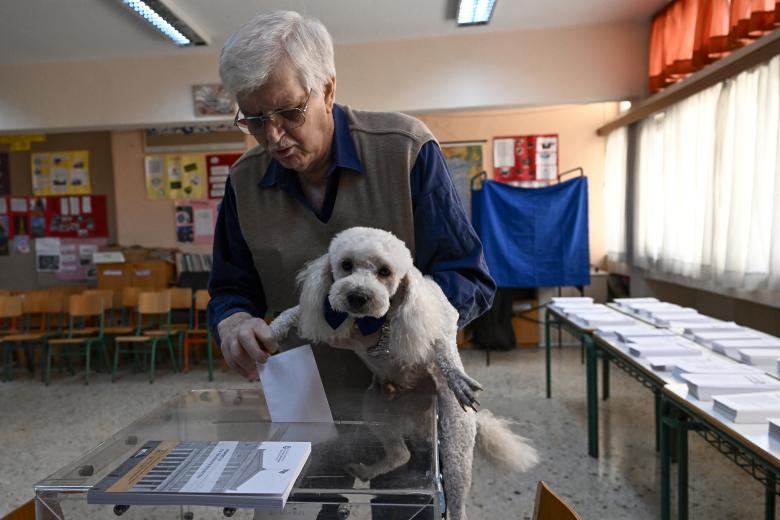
0, 195, 108, 240
30, 150, 92, 196
144, 154, 208, 200
206, 152, 242, 199
493, 135, 558, 184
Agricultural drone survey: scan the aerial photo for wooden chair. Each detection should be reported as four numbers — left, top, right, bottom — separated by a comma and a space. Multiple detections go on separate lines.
117, 287, 142, 327
182, 289, 215, 380
532, 481, 582, 520
167, 287, 193, 365
1, 498, 35, 520
0, 292, 61, 381
112, 291, 179, 383
45, 293, 108, 385
0, 296, 24, 381
87, 289, 134, 337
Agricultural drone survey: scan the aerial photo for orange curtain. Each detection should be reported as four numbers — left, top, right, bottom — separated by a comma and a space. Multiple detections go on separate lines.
749, 0, 775, 36
649, 0, 777, 94
729, 0, 753, 46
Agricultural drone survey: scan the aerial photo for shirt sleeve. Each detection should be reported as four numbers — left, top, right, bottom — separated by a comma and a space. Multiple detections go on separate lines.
411, 140, 497, 328
207, 177, 267, 342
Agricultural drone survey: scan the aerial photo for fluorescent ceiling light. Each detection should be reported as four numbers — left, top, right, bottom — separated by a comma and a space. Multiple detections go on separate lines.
457, 0, 497, 26
120, 0, 208, 46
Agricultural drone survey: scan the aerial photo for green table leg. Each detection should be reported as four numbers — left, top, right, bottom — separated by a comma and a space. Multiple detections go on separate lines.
602, 353, 610, 401
677, 415, 689, 520
545, 307, 552, 398
585, 334, 599, 458
767, 470, 776, 520
655, 391, 661, 452
660, 397, 671, 520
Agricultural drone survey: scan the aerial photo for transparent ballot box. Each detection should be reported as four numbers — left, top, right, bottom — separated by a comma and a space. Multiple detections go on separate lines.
34, 388, 442, 519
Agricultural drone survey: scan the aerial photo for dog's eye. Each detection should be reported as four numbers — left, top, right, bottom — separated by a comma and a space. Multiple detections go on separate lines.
378, 266, 392, 277
341, 260, 353, 272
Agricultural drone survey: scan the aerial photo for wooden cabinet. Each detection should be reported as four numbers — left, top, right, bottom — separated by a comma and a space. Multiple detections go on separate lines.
97, 260, 174, 291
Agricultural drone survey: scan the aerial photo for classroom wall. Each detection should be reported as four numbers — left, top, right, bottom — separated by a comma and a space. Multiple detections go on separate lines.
0, 21, 647, 133
0, 132, 117, 290
418, 102, 619, 269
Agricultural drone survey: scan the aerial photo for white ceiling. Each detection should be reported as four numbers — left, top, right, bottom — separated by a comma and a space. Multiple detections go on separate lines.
0, 0, 667, 66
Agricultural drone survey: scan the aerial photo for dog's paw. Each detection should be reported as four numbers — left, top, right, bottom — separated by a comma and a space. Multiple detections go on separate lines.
346, 462, 378, 482
447, 371, 483, 412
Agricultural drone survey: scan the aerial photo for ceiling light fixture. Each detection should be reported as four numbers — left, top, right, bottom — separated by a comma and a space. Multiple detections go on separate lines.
457, 0, 497, 26
120, 0, 208, 46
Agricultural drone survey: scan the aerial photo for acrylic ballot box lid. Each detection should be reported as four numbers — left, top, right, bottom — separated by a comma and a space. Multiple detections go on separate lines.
34, 388, 440, 520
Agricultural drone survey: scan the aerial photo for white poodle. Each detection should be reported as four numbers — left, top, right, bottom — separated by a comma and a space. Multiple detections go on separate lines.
270, 226, 538, 520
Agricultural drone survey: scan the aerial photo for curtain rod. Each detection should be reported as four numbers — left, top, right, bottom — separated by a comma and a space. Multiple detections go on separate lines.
597, 29, 780, 136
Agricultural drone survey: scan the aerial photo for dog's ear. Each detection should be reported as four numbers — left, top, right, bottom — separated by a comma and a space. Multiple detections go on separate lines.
296, 253, 341, 342
390, 267, 440, 365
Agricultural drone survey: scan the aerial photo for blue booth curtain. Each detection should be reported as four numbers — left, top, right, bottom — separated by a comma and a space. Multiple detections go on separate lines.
472, 177, 591, 289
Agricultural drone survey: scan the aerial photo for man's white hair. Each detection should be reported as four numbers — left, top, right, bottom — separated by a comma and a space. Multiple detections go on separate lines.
219, 10, 335, 99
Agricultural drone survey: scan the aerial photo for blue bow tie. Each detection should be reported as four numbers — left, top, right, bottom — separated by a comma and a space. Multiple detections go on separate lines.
323, 296, 385, 336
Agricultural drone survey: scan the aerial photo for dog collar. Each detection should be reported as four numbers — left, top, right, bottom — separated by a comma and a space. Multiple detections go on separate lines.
323, 297, 386, 336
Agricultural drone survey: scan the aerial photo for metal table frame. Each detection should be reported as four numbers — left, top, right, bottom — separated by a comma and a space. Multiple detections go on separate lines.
660, 387, 780, 520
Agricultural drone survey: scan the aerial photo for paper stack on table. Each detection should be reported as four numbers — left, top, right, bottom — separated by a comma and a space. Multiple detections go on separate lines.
680, 373, 780, 401
671, 357, 763, 379
570, 313, 636, 329
738, 348, 780, 369
613, 297, 659, 306
713, 391, 780, 423
682, 322, 741, 338
615, 327, 676, 343
712, 338, 780, 357
770, 418, 780, 442
627, 341, 702, 358
692, 330, 763, 347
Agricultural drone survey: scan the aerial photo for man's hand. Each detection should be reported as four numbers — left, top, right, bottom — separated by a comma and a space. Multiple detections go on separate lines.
217, 312, 279, 380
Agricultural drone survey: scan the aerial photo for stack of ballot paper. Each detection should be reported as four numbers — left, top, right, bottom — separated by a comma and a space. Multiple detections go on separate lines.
671, 357, 763, 379
711, 338, 780, 357
645, 357, 689, 371
680, 373, 780, 400
551, 297, 593, 304
639, 307, 698, 320
615, 328, 676, 343
713, 391, 780, 423
739, 348, 780, 369
570, 313, 636, 329
692, 330, 763, 347
653, 314, 714, 328
627, 342, 701, 358
682, 322, 741, 338
613, 297, 659, 306
770, 419, 780, 442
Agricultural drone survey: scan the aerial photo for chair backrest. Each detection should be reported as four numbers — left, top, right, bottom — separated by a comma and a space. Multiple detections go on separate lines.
168, 287, 193, 310
138, 291, 171, 315
0, 296, 23, 319
84, 289, 114, 311
0, 289, 10, 297
194, 290, 210, 311
68, 293, 103, 318
532, 481, 582, 520
20, 290, 48, 313
120, 287, 142, 307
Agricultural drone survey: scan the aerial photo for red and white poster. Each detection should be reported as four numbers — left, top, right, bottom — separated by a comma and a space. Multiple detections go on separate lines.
206, 153, 242, 199
493, 134, 558, 184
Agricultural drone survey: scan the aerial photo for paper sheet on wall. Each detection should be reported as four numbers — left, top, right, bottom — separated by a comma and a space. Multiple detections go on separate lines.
36, 237, 61, 272
257, 345, 333, 423
493, 138, 516, 168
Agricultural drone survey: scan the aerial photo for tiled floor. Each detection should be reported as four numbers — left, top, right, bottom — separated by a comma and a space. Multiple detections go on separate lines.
1, 346, 776, 519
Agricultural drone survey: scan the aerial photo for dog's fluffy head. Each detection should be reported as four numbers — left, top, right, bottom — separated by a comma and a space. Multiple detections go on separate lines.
326, 227, 413, 318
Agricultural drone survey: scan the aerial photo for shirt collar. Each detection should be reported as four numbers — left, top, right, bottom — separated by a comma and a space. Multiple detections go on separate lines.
258, 104, 364, 188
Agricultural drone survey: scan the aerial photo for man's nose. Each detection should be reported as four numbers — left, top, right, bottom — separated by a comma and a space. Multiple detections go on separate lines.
263, 117, 285, 145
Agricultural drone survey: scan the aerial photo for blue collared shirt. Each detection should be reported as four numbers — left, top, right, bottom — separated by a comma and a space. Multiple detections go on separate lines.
208, 105, 495, 339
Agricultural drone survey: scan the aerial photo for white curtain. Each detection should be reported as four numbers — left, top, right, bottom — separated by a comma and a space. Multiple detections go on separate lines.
631, 55, 780, 291
603, 127, 628, 263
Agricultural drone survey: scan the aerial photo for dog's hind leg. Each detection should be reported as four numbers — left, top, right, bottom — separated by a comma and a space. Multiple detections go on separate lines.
437, 389, 476, 520
434, 337, 483, 411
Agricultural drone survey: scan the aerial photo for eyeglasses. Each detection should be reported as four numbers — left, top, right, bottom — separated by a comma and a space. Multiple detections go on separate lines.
234, 90, 312, 137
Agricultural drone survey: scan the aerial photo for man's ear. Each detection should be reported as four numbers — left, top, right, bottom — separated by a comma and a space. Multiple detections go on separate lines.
323, 75, 336, 113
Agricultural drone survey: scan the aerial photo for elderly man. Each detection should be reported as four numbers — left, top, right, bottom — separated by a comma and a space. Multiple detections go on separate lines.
209, 10, 495, 390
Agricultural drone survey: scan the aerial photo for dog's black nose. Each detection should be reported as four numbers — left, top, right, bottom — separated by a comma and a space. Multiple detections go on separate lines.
347, 292, 369, 309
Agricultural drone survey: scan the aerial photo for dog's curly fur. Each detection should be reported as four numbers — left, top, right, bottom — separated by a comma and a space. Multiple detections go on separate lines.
270, 227, 538, 520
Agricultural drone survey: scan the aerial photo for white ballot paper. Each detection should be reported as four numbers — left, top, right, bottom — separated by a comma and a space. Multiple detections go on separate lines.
257, 345, 333, 423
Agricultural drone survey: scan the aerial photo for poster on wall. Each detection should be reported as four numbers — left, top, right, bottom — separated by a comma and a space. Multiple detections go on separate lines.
57, 238, 107, 280
30, 150, 92, 196
145, 155, 208, 200
493, 134, 558, 186
35, 237, 61, 272
0, 153, 9, 195
206, 153, 241, 199
441, 142, 484, 222
174, 200, 218, 244
0, 199, 8, 255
